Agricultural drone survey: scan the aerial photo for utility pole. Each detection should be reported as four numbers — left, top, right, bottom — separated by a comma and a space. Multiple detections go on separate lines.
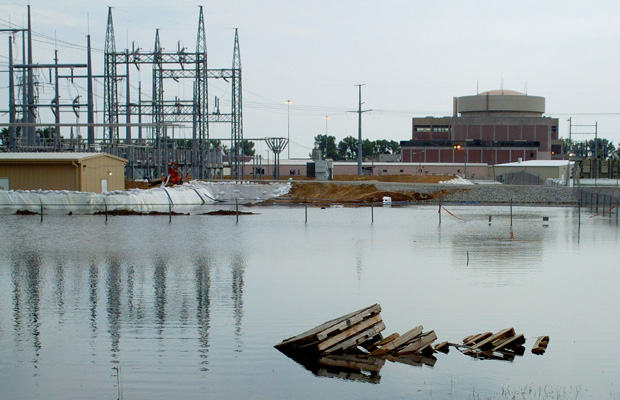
350, 84, 371, 175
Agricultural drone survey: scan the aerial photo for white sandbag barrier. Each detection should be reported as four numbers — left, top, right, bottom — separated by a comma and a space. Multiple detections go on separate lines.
0, 181, 291, 215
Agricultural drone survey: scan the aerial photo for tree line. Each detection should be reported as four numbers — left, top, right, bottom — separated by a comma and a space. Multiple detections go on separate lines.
560, 137, 619, 159
313, 134, 400, 161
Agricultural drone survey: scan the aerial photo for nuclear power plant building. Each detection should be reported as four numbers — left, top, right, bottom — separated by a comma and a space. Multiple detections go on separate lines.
401, 90, 563, 166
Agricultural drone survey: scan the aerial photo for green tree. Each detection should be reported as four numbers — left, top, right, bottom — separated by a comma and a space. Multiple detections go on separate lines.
337, 136, 357, 160
362, 139, 375, 158
388, 140, 401, 154
228, 139, 255, 156
314, 134, 338, 159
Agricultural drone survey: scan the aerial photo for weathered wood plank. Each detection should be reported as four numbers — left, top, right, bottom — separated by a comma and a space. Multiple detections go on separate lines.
531, 335, 549, 354
468, 328, 515, 351
275, 304, 380, 349
396, 331, 437, 355
491, 334, 525, 352
434, 341, 451, 353
463, 332, 493, 346
316, 304, 382, 341
367, 332, 399, 350
317, 314, 383, 351
370, 325, 423, 355
323, 321, 386, 354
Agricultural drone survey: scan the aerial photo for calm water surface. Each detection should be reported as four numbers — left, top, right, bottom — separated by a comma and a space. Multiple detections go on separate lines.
0, 205, 619, 399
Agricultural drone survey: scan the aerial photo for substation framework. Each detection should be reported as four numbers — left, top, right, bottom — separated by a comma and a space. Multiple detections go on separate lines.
2, 6, 245, 180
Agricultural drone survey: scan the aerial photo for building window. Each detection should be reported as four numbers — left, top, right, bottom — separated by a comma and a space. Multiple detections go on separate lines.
383, 169, 388, 173
551, 126, 557, 132
400, 169, 404, 173
414, 126, 431, 132
530, 152, 534, 158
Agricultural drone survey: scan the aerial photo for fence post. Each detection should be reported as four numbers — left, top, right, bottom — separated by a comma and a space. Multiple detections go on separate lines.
40, 199, 43, 223
104, 200, 108, 223
371, 202, 374, 224
438, 202, 441, 225
235, 198, 239, 224
305, 204, 308, 224
596, 193, 599, 214
510, 198, 513, 227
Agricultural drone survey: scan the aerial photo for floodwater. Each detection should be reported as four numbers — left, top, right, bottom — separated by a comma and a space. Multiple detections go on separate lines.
0, 205, 619, 399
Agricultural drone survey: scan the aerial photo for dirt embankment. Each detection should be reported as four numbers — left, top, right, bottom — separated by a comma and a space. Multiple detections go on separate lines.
276, 182, 462, 204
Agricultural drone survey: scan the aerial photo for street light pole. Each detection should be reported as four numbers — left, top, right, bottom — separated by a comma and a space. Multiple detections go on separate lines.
324, 115, 329, 160
286, 100, 291, 159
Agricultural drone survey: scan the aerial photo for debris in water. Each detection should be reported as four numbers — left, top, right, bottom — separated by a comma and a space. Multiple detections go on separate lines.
276, 305, 548, 382
531, 335, 550, 355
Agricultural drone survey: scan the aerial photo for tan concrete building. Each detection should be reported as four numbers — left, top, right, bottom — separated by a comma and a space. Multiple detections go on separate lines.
0, 153, 127, 193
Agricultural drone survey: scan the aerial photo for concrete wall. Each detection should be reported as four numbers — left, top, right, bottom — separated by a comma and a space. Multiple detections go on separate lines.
457, 94, 545, 115
491, 165, 570, 181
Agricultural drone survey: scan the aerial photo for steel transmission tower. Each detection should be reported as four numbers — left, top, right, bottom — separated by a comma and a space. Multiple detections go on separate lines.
104, 8, 119, 145
230, 29, 243, 179
102, 7, 241, 179
194, 7, 209, 179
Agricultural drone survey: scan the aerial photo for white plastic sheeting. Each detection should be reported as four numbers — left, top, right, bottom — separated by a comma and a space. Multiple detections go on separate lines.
0, 181, 291, 215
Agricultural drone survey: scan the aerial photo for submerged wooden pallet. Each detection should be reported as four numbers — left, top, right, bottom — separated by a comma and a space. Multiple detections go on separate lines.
276, 305, 549, 382
460, 327, 527, 360
275, 304, 385, 354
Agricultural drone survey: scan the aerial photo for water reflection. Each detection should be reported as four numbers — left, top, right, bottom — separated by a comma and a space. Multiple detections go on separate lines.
10, 250, 42, 368
106, 255, 122, 361
354, 240, 364, 281
126, 264, 135, 320
53, 255, 65, 324
89, 262, 98, 338
194, 255, 211, 371
276, 348, 383, 384
231, 252, 245, 352
153, 256, 167, 341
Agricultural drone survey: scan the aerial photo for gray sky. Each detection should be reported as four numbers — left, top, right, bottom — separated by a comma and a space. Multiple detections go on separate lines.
1, 0, 619, 158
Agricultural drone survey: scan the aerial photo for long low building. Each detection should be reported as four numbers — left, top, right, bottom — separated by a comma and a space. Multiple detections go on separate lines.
490, 160, 575, 185
244, 159, 489, 179
0, 152, 127, 193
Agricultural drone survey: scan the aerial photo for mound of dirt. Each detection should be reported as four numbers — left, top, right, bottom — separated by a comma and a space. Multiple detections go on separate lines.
273, 182, 439, 204
199, 210, 256, 216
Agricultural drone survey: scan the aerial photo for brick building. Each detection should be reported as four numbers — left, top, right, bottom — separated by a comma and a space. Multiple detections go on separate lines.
401, 90, 563, 166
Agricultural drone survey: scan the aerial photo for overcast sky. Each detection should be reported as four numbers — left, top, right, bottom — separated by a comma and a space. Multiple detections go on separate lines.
1, 0, 619, 158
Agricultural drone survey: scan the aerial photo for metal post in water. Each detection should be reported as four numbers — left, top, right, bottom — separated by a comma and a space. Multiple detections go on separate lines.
510, 198, 513, 227
235, 198, 239, 224
305, 204, 308, 224
40, 199, 43, 223
578, 199, 581, 228
169, 200, 172, 224
438, 202, 441, 225
596, 193, 599, 214
489, 215, 492, 225
104, 200, 108, 223
371, 202, 374, 224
